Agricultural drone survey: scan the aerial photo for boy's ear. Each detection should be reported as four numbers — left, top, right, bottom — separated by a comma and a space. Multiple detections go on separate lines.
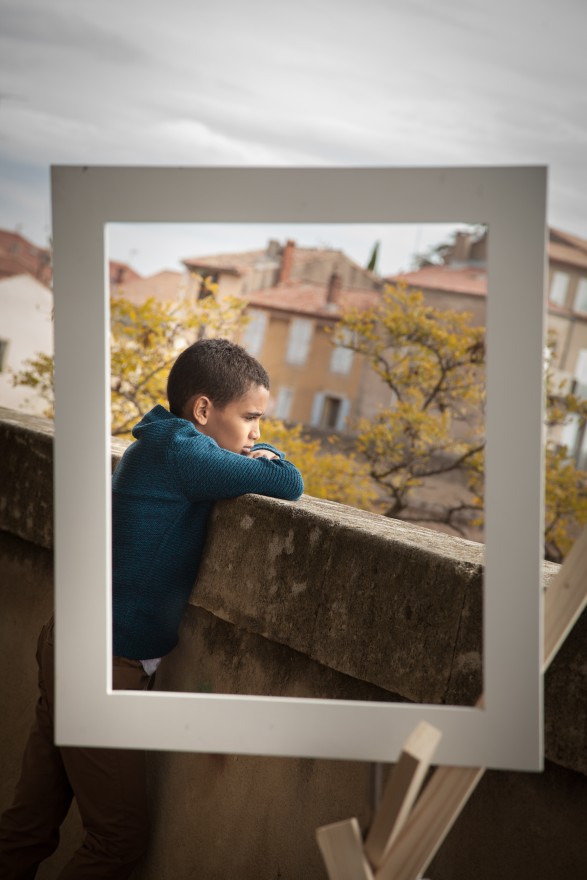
192, 395, 212, 426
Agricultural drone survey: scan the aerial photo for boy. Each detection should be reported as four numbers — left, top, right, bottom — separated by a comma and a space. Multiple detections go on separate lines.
0, 338, 304, 879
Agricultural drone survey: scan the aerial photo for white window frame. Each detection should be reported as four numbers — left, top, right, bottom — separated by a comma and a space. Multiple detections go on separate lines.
558, 413, 580, 458
574, 349, 587, 395
240, 309, 267, 358
549, 270, 569, 307
330, 327, 354, 375
52, 165, 546, 771
285, 317, 313, 365
573, 278, 587, 314
274, 386, 294, 420
0, 338, 9, 372
310, 392, 351, 431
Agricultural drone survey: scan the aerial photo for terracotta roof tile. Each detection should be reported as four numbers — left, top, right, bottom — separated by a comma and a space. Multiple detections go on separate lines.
549, 227, 587, 256
182, 249, 271, 276
109, 260, 142, 285
245, 279, 380, 318
386, 266, 487, 297
111, 270, 184, 305
548, 241, 587, 271
182, 243, 378, 285
0, 229, 51, 284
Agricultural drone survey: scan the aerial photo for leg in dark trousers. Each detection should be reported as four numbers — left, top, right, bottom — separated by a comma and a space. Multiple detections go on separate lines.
0, 618, 152, 879
0, 619, 74, 879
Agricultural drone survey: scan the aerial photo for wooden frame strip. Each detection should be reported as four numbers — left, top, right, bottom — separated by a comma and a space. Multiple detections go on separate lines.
364, 721, 442, 869
316, 818, 375, 880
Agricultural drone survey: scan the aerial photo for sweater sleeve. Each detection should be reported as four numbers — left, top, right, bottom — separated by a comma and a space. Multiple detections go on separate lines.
171, 432, 304, 502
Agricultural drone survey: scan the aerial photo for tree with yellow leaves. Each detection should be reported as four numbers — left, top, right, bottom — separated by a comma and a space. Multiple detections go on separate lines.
335, 283, 486, 533
544, 445, 587, 562
12, 286, 375, 510
108, 289, 248, 436
544, 359, 587, 562
335, 283, 586, 559
259, 419, 377, 510
13, 287, 249, 436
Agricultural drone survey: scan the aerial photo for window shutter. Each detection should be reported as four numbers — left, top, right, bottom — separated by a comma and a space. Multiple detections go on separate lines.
310, 392, 325, 427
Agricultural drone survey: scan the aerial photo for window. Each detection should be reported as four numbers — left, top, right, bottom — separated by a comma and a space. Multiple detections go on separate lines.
574, 349, 587, 399
0, 339, 8, 372
310, 392, 350, 431
330, 328, 354, 375
320, 396, 342, 429
573, 278, 587, 314
196, 272, 218, 301
559, 413, 579, 453
549, 271, 569, 307
240, 310, 267, 357
577, 424, 587, 471
286, 318, 313, 365
274, 387, 294, 420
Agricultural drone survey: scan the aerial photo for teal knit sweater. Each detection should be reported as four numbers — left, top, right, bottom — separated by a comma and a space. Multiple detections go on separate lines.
112, 405, 304, 659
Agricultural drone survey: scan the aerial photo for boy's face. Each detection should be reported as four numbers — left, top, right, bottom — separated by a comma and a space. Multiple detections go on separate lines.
192, 383, 270, 455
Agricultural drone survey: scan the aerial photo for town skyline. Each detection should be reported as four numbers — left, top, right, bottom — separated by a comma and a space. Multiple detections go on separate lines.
1, 0, 586, 274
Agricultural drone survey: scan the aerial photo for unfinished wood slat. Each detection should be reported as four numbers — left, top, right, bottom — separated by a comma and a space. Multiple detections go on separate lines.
364, 721, 442, 869
316, 818, 375, 880
374, 764, 484, 880
375, 524, 587, 880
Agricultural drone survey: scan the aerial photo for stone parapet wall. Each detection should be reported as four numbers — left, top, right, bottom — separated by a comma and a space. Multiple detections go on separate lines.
1, 407, 587, 879
196, 494, 484, 706
0, 406, 581, 771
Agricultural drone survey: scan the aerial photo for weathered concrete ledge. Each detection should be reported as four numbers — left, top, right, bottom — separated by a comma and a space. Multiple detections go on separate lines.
196, 494, 485, 705
0, 406, 583, 776
0, 407, 129, 550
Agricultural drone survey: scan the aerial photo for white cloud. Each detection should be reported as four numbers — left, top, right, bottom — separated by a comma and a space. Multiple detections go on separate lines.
0, 0, 586, 256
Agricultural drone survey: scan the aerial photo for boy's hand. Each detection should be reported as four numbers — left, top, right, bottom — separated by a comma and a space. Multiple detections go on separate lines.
247, 449, 279, 460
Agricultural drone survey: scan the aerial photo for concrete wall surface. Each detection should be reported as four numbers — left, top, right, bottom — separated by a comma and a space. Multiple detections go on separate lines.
1, 407, 586, 879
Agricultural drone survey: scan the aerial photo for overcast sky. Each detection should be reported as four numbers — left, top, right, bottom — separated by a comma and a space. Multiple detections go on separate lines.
1, 0, 586, 276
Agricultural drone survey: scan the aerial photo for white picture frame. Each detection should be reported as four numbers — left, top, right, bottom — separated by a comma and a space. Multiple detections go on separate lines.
52, 166, 546, 770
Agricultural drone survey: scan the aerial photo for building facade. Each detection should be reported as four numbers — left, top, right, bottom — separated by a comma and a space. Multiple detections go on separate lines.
0, 274, 53, 415
387, 227, 587, 469
182, 239, 386, 432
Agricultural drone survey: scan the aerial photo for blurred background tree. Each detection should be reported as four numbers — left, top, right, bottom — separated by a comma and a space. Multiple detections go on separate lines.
335, 283, 486, 533
334, 283, 586, 558
13, 283, 247, 436
13, 279, 586, 559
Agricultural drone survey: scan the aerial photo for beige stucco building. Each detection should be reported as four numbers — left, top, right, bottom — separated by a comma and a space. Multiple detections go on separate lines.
182, 240, 386, 431
181, 227, 587, 460
0, 273, 53, 416
388, 227, 587, 469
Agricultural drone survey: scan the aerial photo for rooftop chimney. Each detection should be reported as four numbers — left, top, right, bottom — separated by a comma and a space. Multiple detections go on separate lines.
267, 239, 280, 259
326, 272, 342, 304
279, 239, 296, 284
452, 232, 473, 264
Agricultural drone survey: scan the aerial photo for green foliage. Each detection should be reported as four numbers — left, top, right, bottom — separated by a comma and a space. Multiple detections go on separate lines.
366, 241, 380, 273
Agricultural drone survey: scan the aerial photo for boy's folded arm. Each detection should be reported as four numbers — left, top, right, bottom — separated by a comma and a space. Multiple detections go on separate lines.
250, 442, 285, 459
174, 435, 304, 502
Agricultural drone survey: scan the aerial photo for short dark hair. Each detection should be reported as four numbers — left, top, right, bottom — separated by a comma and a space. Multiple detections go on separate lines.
167, 337, 270, 417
